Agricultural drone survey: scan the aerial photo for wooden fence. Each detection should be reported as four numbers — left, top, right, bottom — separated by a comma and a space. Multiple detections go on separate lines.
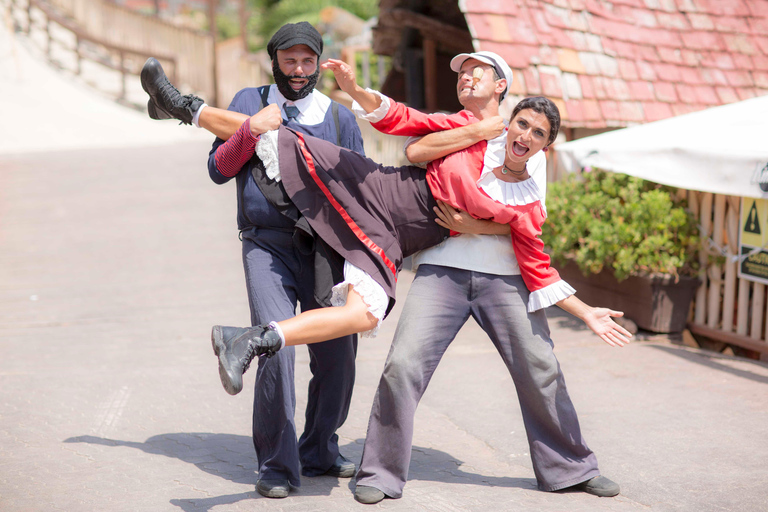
687, 192, 768, 357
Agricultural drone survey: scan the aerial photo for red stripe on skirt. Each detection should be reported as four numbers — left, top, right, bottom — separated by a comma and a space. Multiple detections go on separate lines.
295, 132, 397, 279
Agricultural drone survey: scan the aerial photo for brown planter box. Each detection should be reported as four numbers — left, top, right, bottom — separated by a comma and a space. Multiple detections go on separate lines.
558, 263, 701, 333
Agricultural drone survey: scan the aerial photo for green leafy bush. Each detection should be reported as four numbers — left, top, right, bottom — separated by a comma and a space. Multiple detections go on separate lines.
543, 169, 700, 281
250, 0, 378, 41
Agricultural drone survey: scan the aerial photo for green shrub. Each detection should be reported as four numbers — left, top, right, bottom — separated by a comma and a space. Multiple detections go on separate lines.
543, 169, 701, 281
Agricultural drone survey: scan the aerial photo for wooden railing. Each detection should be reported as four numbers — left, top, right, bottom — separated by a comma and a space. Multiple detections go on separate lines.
9, 0, 177, 101
10, 0, 216, 101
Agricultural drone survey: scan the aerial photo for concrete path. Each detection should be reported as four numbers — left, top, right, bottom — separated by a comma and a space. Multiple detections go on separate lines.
2, 15, 768, 512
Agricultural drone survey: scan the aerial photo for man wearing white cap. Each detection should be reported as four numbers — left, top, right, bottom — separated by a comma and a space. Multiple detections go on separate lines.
346, 51, 620, 504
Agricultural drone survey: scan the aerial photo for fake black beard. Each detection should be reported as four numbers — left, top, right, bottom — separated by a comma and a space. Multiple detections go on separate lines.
272, 62, 319, 101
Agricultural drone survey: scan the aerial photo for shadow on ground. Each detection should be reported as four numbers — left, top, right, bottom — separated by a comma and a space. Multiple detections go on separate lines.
63, 433, 536, 510
646, 343, 768, 385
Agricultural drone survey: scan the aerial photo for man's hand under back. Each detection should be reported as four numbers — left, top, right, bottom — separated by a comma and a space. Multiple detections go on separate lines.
433, 201, 510, 235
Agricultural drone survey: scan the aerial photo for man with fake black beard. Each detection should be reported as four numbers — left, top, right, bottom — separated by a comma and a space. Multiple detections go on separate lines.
140, 22, 364, 499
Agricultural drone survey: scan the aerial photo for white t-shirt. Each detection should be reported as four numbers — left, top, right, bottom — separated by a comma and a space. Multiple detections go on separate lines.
413, 133, 548, 276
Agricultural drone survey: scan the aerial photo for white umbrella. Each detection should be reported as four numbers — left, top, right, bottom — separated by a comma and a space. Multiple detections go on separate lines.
555, 95, 768, 199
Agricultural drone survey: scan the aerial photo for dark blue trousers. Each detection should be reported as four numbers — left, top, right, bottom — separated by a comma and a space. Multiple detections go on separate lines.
241, 227, 357, 487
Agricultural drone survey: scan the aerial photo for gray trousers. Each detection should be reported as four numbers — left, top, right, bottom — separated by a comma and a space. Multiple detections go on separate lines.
242, 228, 357, 487
355, 265, 599, 497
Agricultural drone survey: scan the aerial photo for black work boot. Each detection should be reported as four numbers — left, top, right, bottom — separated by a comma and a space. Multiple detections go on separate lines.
141, 57, 203, 124
211, 324, 283, 395
146, 99, 171, 121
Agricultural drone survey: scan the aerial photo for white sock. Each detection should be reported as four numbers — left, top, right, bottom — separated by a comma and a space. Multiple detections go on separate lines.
192, 103, 208, 128
268, 321, 286, 350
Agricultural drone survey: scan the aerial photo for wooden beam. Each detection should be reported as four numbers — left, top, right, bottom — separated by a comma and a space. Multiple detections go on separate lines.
689, 322, 768, 355
386, 8, 473, 52
423, 38, 437, 113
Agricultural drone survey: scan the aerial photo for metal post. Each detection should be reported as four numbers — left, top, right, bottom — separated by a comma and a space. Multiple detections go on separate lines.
377, 55, 386, 89
208, 0, 219, 107
362, 50, 371, 89
45, 16, 51, 59
26, 0, 31, 35
75, 35, 81, 75
119, 50, 126, 100
239, 0, 247, 52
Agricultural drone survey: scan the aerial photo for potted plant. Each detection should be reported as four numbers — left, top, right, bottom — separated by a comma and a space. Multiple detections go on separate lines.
543, 169, 702, 333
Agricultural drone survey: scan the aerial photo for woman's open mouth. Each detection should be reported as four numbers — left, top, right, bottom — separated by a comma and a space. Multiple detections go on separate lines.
512, 141, 529, 157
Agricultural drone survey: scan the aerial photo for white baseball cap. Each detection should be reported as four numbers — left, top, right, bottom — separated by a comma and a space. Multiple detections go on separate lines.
450, 51, 513, 100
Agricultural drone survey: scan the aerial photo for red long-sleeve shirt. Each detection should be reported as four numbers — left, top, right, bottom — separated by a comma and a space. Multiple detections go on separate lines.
371, 99, 573, 311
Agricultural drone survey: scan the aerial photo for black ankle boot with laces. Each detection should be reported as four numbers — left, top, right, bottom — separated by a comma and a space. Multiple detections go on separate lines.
141, 57, 203, 125
211, 324, 282, 395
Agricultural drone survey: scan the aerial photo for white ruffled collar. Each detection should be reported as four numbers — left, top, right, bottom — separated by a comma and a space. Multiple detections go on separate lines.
477, 133, 545, 209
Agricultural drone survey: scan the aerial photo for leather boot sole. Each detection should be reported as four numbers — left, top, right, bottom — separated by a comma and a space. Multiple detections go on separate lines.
211, 326, 242, 395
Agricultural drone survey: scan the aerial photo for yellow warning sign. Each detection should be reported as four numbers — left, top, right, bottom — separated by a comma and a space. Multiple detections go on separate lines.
739, 198, 768, 284
741, 198, 768, 247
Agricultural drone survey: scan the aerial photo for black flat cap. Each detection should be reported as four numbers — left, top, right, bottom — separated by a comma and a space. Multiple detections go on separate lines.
267, 22, 323, 60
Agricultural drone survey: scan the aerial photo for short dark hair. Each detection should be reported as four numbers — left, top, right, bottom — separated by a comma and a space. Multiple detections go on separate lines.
511, 96, 560, 146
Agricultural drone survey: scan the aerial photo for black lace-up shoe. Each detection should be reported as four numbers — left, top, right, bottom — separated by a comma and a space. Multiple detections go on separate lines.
354, 485, 386, 504
211, 324, 282, 395
256, 478, 291, 498
571, 476, 620, 497
141, 57, 203, 125
324, 455, 356, 478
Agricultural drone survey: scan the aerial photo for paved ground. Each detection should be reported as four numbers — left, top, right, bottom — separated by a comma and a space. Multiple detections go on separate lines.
2, 15, 768, 512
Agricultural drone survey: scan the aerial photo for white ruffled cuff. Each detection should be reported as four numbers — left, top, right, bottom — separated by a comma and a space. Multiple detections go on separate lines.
256, 129, 280, 182
330, 261, 388, 338
351, 88, 391, 123
478, 172, 545, 209
527, 280, 576, 312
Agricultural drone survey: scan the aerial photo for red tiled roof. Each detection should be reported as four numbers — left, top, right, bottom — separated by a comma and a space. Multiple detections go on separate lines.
460, 0, 768, 128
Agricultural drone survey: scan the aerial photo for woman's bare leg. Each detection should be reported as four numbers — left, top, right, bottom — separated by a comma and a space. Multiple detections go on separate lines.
278, 285, 378, 346
213, 286, 379, 395
198, 106, 250, 141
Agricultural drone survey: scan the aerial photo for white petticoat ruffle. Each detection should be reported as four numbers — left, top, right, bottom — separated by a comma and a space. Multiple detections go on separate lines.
330, 261, 389, 338
256, 129, 281, 182
527, 280, 576, 312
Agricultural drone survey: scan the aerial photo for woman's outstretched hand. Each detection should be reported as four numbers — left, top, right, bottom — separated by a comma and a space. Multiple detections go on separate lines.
556, 295, 633, 347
